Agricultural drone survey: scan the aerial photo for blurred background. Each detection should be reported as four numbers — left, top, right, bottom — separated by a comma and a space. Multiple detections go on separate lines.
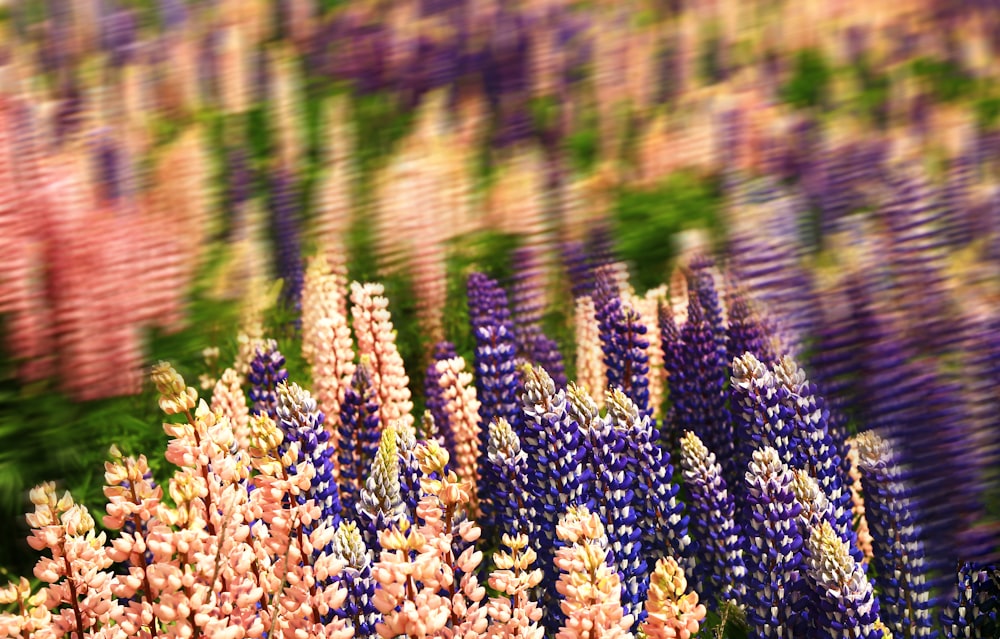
0, 0, 998, 581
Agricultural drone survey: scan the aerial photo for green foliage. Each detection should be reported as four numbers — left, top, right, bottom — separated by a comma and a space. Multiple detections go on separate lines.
780, 49, 831, 109
854, 63, 891, 128
911, 57, 978, 104
612, 171, 723, 293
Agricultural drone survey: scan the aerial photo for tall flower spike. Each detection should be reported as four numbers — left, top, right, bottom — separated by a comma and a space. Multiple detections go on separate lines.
805, 520, 884, 639
554, 506, 636, 639
311, 289, 356, 446
641, 556, 707, 639
349, 281, 415, 436
571, 383, 646, 626
436, 356, 482, 507
607, 389, 691, 573
730, 352, 797, 489
211, 367, 251, 451
574, 296, 606, 408
270, 167, 305, 314
679, 430, 745, 605
467, 272, 521, 531
425, 341, 459, 459
152, 361, 198, 416
360, 424, 406, 548
330, 520, 380, 639
487, 417, 532, 538
596, 277, 652, 415
671, 262, 733, 485
247, 339, 288, 420
337, 361, 381, 509
855, 431, 936, 639
517, 364, 590, 633
743, 446, 806, 639
487, 532, 545, 639
275, 381, 342, 529
726, 286, 776, 366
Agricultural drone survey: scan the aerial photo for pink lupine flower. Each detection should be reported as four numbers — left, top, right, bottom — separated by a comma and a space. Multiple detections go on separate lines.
486, 533, 544, 639
574, 296, 607, 409
314, 97, 355, 273
0, 576, 51, 637
641, 556, 707, 639
350, 281, 415, 436
553, 506, 636, 639
211, 367, 252, 452
435, 356, 482, 502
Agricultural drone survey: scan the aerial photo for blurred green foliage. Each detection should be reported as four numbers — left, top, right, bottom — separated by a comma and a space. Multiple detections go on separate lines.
612, 171, 724, 293
780, 49, 832, 109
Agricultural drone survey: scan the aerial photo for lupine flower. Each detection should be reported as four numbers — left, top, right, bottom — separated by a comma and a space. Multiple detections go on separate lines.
487, 417, 532, 541
941, 563, 1000, 639
596, 286, 652, 415
330, 520, 380, 639
275, 381, 342, 529
570, 383, 646, 625
436, 355, 482, 507
671, 261, 733, 484
679, 430, 745, 605
743, 446, 805, 639
553, 506, 635, 639
641, 556, 707, 639
395, 426, 423, 522
844, 439, 875, 561
311, 299, 357, 452
574, 296, 607, 407
338, 362, 382, 509
804, 521, 884, 639
468, 272, 522, 531
628, 286, 668, 419
855, 431, 936, 639
425, 341, 459, 458
247, 339, 289, 420
270, 167, 305, 314
350, 281, 415, 436
486, 532, 545, 639
211, 367, 251, 451
726, 286, 776, 366
607, 389, 691, 574
360, 425, 407, 548
562, 240, 595, 299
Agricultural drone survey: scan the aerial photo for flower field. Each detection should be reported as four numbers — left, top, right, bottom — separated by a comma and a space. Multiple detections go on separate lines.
1, 0, 1000, 638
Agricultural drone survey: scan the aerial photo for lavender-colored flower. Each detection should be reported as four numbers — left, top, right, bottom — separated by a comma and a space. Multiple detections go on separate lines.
561, 240, 594, 299
330, 521, 380, 638
606, 389, 690, 572
805, 520, 883, 639
338, 363, 381, 511
671, 262, 733, 483
275, 381, 342, 544
855, 431, 936, 639
467, 272, 521, 531
743, 446, 806, 639
486, 417, 531, 538
424, 341, 458, 459
679, 430, 745, 605
570, 384, 646, 626
248, 339, 289, 420
270, 168, 305, 314
726, 286, 775, 367
941, 563, 1000, 639
395, 427, 422, 521
594, 269, 651, 416
519, 363, 588, 632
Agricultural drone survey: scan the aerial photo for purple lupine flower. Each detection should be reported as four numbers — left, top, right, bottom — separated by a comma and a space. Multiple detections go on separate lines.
424, 341, 459, 460
770, 357, 856, 558
227, 147, 253, 214
330, 521, 380, 639
670, 262, 733, 483
248, 339, 289, 420
270, 168, 305, 314
585, 224, 617, 271
658, 297, 684, 442
679, 430, 745, 606
725, 286, 775, 367
158, 0, 188, 31
467, 272, 521, 532
394, 428, 422, 521
275, 382, 342, 532
731, 353, 798, 484
606, 389, 691, 574
561, 240, 595, 299
743, 446, 806, 639
570, 384, 646, 627
93, 133, 122, 204
507, 247, 568, 388
486, 417, 532, 537
594, 268, 651, 415
101, 5, 138, 67
941, 563, 1000, 639
529, 333, 567, 389
338, 363, 381, 512
855, 431, 936, 638
519, 363, 588, 633
804, 520, 883, 639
